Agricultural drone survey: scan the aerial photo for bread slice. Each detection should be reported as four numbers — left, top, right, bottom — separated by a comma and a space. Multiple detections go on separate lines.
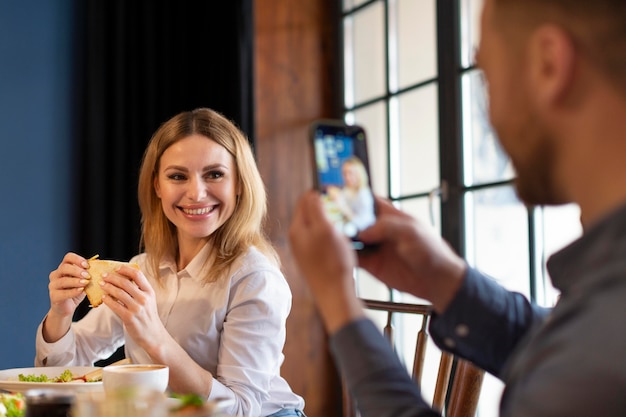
85, 259, 140, 307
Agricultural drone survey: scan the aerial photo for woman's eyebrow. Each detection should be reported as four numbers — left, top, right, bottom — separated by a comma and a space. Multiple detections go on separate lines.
163, 165, 188, 171
203, 163, 230, 171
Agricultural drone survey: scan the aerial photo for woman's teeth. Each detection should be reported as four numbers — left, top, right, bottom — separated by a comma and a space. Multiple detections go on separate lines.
183, 207, 212, 215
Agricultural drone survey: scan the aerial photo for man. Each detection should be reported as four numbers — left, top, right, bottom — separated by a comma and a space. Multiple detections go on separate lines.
288, 0, 626, 416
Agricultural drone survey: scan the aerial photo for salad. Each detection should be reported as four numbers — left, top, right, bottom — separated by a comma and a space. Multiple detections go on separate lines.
16, 369, 100, 383
0, 393, 25, 417
17, 369, 75, 383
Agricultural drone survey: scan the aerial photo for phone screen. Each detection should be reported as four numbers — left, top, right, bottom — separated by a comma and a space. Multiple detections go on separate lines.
311, 121, 376, 250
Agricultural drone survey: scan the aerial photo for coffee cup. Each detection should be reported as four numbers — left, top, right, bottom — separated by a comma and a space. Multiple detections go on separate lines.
102, 364, 169, 393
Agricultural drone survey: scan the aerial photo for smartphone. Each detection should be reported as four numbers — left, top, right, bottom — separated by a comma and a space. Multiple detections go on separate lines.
310, 120, 376, 250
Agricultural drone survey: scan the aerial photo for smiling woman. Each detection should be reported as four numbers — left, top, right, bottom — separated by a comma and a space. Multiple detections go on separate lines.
34, 108, 305, 417
153, 134, 240, 266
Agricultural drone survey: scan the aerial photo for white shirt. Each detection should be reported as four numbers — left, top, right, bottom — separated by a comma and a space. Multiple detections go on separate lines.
35, 245, 305, 416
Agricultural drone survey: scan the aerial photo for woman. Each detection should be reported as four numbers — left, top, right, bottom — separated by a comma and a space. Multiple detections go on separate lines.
325, 156, 376, 237
36, 108, 305, 417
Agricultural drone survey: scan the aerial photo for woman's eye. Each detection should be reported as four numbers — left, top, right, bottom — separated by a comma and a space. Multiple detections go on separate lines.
168, 173, 186, 181
206, 171, 224, 180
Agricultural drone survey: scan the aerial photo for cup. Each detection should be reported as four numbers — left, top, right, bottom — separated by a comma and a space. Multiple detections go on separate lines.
102, 364, 169, 394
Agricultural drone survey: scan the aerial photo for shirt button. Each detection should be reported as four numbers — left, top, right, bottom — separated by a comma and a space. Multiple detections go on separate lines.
443, 337, 456, 349
455, 324, 469, 337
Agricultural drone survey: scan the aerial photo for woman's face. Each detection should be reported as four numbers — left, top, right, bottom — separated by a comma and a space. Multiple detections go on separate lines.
154, 134, 239, 246
342, 163, 359, 188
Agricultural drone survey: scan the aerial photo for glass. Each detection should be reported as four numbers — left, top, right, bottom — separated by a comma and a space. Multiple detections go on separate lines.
25, 391, 73, 417
393, 84, 440, 197
397, 194, 441, 233
73, 389, 168, 417
347, 101, 389, 196
477, 374, 504, 417
355, 267, 389, 300
465, 185, 530, 296
343, 0, 371, 12
460, 0, 484, 68
466, 185, 528, 417
461, 69, 513, 186
388, 0, 437, 91
534, 203, 581, 306
344, 2, 386, 107
356, 195, 440, 306
363, 307, 443, 405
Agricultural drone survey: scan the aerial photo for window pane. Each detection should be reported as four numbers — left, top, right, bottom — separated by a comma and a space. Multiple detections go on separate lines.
362, 305, 443, 405
389, 0, 437, 91
348, 101, 389, 196
478, 375, 504, 417
355, 194, 441, 303
535, 204, 581, 306
343, 0, 371, 12
465, 185, 531, 297
395, 195, 441, 306
397, 195, 441, 236
462, 70, 513, 185
344, 3, 386, 107
460, 0, 484, 68
393, 84, 440, 197
355, 267, 389, 300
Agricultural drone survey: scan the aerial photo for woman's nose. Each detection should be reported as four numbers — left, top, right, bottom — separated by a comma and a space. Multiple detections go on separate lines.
186, 176, 207, 200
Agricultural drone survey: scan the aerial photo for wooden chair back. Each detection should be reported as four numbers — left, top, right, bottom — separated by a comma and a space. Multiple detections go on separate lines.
342, 298, 484, 417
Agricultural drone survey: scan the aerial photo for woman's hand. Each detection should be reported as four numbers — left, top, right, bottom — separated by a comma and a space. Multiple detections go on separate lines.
47, 252, 90, 318
99, 266, 169, 353
100, 266, 214, 396
44, 252, 91, 342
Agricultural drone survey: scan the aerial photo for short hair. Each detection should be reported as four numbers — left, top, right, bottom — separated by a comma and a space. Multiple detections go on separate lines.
494, 0, 626, 94
137, 108, 278, 283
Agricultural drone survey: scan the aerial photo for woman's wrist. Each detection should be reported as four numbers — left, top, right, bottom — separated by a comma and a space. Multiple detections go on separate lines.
41, 311, 72, 343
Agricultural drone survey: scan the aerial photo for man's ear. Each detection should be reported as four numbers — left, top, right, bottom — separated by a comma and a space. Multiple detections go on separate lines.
527, 24, 577, 107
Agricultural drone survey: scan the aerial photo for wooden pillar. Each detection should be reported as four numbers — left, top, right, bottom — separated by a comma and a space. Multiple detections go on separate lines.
254, 1, 342, 416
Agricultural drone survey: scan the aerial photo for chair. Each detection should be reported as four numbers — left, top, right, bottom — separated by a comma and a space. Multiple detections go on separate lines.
342, 298, 484, 417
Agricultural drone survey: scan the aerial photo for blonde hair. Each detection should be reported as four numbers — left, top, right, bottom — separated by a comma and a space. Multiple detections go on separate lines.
137, 108, 279, 283
343, 156, 370, 190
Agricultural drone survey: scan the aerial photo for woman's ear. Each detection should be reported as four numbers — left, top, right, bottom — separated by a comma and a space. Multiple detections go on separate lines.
154, 176, 161, 198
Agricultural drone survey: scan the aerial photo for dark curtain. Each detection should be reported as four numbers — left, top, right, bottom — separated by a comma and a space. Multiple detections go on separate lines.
71, 0, 253, 364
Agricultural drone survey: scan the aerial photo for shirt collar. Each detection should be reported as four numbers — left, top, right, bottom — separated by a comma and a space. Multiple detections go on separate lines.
158, 241, 212, 279
548, 202, 626, 293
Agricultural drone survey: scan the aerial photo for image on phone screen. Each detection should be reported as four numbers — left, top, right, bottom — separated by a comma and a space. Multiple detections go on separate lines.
311, 122, 376, 249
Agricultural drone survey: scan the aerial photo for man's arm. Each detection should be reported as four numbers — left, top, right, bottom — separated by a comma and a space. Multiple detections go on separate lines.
289, 192, 441, 417
429, 268, 551, 377
330, 319, 441, 417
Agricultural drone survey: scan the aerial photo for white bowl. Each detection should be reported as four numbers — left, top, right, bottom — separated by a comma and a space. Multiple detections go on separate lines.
102, 364, 169, 393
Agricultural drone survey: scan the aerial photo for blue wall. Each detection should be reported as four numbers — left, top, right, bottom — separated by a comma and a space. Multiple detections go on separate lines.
0, 0, 74, 368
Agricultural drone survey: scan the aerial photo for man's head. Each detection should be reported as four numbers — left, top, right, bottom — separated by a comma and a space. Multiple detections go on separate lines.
476, 0, 626, 209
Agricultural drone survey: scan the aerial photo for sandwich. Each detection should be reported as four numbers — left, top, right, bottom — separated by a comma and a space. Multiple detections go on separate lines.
85, 256, 140, 307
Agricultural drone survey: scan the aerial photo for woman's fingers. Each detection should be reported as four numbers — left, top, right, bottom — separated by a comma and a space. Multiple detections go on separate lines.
100, 268, 150, 312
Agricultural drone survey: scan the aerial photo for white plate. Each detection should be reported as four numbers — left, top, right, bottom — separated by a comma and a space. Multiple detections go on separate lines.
0, 366, 104, 393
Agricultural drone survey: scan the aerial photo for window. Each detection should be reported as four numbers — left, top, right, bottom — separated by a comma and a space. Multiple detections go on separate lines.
340, 1, 582, 416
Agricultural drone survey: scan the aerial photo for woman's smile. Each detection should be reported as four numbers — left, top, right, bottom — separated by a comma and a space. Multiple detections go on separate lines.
180, 205, 217, 217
